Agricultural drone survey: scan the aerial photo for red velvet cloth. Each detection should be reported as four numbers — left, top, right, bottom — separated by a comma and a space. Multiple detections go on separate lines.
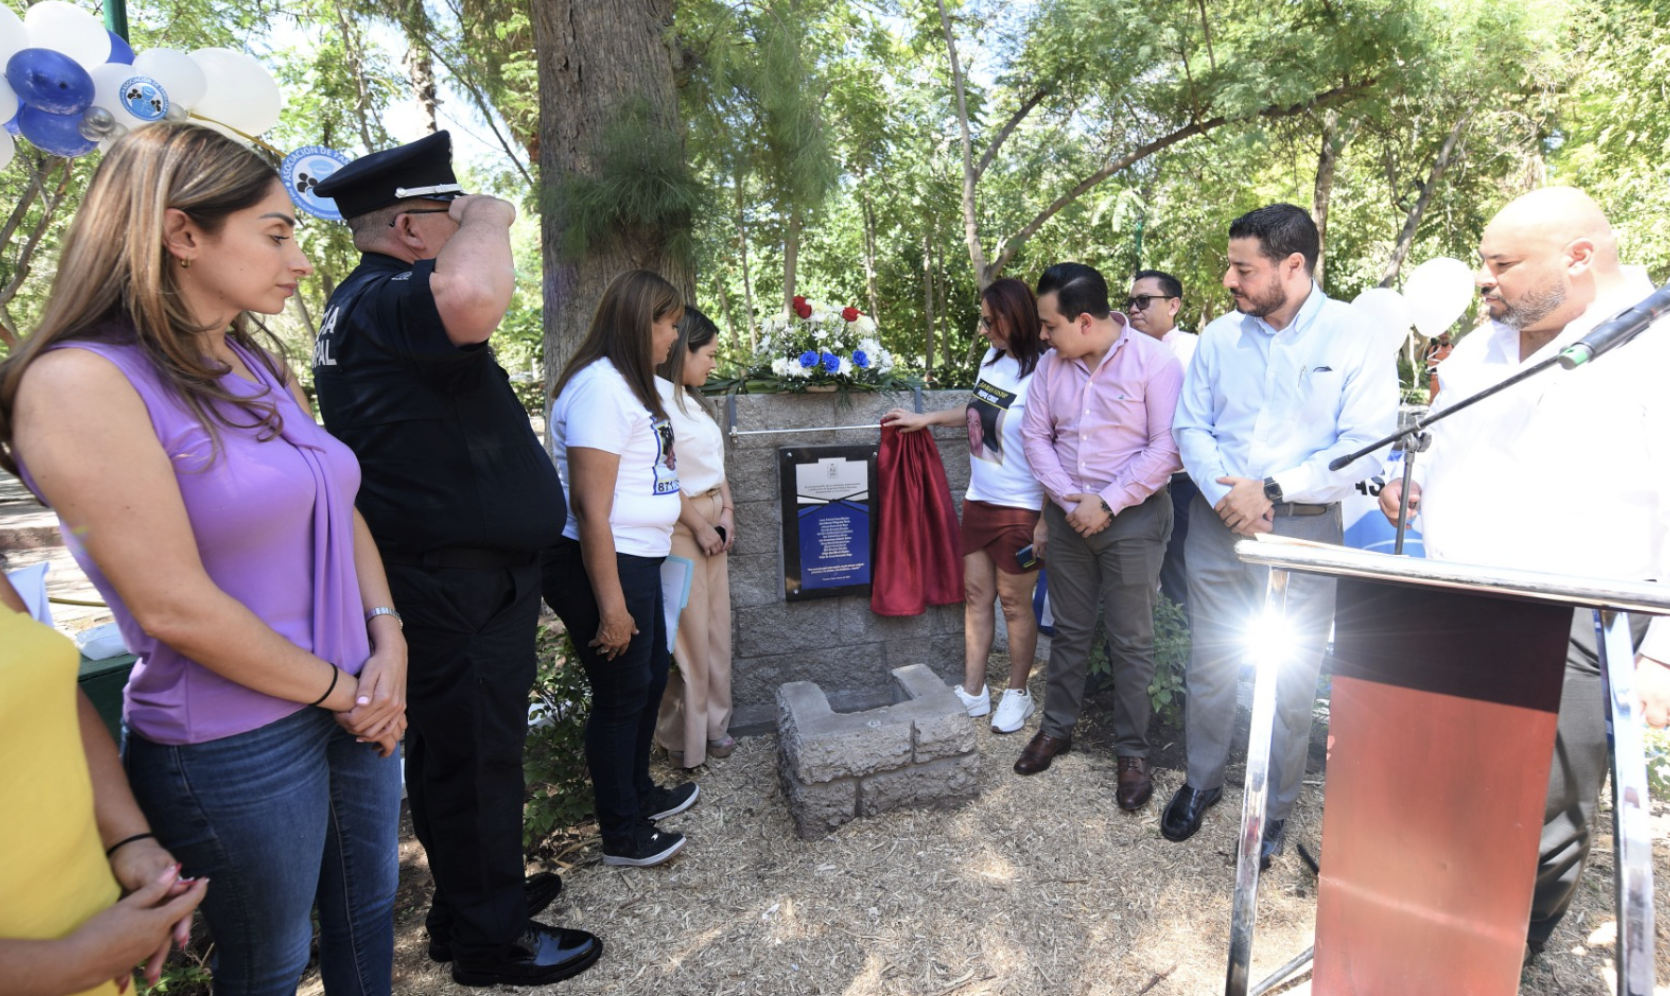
871, 425, 965, 616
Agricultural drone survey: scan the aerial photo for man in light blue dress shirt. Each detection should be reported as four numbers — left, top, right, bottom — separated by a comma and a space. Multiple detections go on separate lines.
1161, 204, 1399, 866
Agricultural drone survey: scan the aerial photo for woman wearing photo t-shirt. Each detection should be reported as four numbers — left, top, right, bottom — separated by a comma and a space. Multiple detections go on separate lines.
544, 270, 697, 869
882, 278, 1048, 735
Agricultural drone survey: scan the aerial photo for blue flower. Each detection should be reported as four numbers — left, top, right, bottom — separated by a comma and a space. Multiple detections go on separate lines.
798, 350, 819, 368
852, 350, 870, 369
822, 352, 841, 373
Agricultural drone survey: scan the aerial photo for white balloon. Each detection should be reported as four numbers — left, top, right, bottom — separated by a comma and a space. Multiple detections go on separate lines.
0, 77, 17, 124
0, 128, 13, 170
1403, 257, 1475, 339
1351, 286, 1414, 355
189, 47, 282, 137
21, 0, 109, 69
132, 48, 205, 111
0, 4, 29, 71
87, 63, 152, 132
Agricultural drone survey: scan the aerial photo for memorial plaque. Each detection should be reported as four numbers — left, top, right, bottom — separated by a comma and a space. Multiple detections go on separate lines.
779, 445, 879, 601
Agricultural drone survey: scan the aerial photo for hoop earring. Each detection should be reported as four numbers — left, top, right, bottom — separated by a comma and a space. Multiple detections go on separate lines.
180, 257, 192, 269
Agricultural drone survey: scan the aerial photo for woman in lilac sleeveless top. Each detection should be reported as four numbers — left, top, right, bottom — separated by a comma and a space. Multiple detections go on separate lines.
0, 125, 407, 996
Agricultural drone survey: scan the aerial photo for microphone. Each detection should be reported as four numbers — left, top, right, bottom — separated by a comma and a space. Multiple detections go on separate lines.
1557, 282, 1670, 370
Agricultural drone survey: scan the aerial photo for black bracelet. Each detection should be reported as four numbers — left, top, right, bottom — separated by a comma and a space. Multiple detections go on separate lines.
309, 665, 340, 708
105, 832, 156, 858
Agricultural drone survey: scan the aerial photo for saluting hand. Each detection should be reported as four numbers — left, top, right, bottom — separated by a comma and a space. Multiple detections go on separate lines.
447, 194, 517, 228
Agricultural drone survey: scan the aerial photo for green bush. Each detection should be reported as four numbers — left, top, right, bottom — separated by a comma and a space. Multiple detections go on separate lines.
1086, 594, 1191, 725
522, 625, 595, 846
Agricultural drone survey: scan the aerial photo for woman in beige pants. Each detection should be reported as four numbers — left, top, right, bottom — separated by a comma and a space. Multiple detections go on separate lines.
654, 308, 736, 768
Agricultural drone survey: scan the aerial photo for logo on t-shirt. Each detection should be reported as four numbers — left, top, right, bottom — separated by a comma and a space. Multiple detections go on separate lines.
651, 416, 680, 495
969, 378, 1018, 466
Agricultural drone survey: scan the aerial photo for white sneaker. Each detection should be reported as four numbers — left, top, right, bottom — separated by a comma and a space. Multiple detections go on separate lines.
953, 683, 990, 717
990, 688, 1035, 734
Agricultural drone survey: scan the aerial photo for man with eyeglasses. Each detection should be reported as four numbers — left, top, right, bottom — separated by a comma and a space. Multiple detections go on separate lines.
1126, 270, 1198, 615
312, 132, 602, 987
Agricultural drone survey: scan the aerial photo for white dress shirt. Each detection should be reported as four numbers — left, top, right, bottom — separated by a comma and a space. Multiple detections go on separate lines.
1417, 275, 1670, 659
1161, 327, 1199, 372
1175, 283, 1399, 507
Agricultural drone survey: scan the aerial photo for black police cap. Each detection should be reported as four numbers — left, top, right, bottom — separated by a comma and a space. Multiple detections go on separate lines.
313, 130, 465, 220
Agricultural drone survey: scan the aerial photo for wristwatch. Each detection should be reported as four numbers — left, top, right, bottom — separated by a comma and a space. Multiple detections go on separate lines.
1262, 477, 1284, 503
1098, 497, 1113, 515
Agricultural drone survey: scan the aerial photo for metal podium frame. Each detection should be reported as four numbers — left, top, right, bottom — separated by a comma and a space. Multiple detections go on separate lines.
1225, 537, 1669, 996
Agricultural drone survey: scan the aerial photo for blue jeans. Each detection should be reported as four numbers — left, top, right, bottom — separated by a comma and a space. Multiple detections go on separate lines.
541, 539, 669, 850
125, 705, 402, 996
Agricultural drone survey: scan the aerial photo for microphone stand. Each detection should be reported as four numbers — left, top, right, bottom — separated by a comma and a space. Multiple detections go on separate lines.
1329, 353, 1565, 555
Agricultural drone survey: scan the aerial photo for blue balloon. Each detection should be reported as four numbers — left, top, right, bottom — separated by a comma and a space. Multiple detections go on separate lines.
17, 104, 98, 157
106, 32, 135, 65
6, 48, 97, 116
3, 112, 17, 136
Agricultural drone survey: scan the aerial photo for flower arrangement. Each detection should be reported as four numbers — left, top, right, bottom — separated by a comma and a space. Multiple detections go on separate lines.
752, 296, 897, 389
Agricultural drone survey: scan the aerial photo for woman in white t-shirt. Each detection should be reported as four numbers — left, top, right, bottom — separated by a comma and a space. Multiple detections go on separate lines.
882, 278, 1048, 735
543, 270, 695, 869
650, 308, 737, 769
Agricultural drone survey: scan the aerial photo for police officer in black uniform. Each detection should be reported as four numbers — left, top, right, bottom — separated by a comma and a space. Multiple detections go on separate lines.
312, 132, 601, 988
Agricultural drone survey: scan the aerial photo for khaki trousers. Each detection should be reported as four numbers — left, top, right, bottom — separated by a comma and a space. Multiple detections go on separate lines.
654, 489, 734, 766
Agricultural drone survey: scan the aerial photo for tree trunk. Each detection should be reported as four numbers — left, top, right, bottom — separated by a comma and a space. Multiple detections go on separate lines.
404, 44, 439, 134
783, 207, 801, 310
860, 185, 880, 318
936, 0, 992, 292
735, 166, 757, 351
922, 230, 936, 376
1378, 113, 1471, 288
713, 270, 739, 356
1312, 109, 1342, 289
533, 0, 689, 388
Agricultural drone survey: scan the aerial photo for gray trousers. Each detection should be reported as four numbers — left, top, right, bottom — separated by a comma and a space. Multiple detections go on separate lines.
1530, 609, 1649, 944
1183, 493, 1341, 822
1039, 491, 1171, 755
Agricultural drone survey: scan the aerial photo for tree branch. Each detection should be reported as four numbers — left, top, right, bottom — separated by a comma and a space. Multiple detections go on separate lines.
1378, 111, 1471, 287
973, 88, 1047, 184
936, 0, 990, 288
989, 81, 1372, 276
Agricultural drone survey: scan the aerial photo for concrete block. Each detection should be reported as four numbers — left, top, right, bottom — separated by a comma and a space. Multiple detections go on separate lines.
729, 644, 892, 710
777, 680, 913, 784
856, 754, 981, 817
838, 597, 935, 643
888, 664, 978, 763
778, 752, 857, 839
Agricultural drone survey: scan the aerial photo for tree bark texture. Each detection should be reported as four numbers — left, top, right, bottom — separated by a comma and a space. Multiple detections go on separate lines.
533, 0, 689, 388
1312, 109, 1343, 289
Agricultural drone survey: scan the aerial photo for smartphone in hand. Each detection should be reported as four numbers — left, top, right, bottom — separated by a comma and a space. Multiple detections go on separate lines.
1014, 543, 1039, 571
715, 525, 728, 544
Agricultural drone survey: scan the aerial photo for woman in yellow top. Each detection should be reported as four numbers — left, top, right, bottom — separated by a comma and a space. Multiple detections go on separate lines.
0, 571, 206, 995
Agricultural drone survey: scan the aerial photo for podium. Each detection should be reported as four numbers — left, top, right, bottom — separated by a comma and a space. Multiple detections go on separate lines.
1224, 537, 1666, 996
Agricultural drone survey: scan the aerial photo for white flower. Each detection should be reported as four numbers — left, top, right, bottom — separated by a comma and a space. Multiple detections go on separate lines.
856, 316, 878, 334
771, 358, 791, 376
837, 357, 853, 376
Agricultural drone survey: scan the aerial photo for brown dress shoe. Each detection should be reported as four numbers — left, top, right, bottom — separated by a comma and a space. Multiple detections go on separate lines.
1014, 731, 1071, 775
1115, 756, 1152, 810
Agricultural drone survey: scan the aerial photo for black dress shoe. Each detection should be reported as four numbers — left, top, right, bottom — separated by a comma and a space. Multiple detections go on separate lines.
1258, 818, 1286, 871
1160, 784, 1222, 841
451, 921, 603, 987
427, 872, 565, 962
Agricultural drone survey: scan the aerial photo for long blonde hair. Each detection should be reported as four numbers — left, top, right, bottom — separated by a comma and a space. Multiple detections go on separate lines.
0, 124, 292, 474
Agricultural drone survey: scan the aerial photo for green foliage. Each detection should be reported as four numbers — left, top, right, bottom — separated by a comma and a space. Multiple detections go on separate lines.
523, 625, 595, 846
543, 99, 706, 263
1086, 594, 1192, 725
135, 937, 212, 995
1646, 727, 1670, 802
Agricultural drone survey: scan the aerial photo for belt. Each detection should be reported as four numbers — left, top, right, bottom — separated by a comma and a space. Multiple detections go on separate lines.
1270, 502, 1336, 518
381, 546, 538, 569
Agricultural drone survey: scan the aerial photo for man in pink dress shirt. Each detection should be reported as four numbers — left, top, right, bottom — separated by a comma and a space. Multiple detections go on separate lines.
1014, 262, 1184, 811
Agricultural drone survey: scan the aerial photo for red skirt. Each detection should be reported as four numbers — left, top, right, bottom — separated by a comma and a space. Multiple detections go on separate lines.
961, 499, 1042, 574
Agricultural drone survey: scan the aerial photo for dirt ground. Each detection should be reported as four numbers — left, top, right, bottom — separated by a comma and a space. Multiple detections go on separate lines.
332, 657, 1670, 996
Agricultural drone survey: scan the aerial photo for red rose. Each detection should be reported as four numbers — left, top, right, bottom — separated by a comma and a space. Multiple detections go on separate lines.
841, 307, 860, 322
792, 295, 807, 308
794, 302, 813, 320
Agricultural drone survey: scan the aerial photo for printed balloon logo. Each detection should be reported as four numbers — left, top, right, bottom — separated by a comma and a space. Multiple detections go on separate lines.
280, 145, 351, 222
117, 76, 168, 122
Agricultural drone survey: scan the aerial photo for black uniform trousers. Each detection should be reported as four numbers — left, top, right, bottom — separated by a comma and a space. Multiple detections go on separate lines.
1530, 608, 1650, 945
388, 559, 541, 962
